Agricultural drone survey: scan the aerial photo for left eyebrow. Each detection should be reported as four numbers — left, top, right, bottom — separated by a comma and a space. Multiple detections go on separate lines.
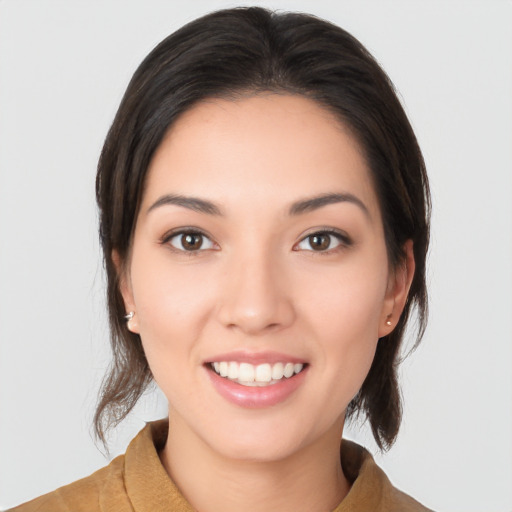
288, 193, 370, 218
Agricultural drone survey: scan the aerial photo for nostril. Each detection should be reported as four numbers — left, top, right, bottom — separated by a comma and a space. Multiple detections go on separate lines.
215, 270, 296, 334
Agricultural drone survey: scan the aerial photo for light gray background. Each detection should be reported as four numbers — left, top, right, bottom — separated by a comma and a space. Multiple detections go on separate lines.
0, 1, 511, 510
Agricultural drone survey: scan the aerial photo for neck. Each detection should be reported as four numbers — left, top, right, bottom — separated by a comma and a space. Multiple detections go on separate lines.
160, 414, 350, 512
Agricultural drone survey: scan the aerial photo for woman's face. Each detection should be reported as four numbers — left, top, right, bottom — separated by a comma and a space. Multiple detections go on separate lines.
120, 94, 411, 461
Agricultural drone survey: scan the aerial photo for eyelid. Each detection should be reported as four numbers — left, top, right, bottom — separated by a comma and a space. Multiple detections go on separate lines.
160, 227, 218, 252
159, 226, 351, 253
294, 228, 353, 252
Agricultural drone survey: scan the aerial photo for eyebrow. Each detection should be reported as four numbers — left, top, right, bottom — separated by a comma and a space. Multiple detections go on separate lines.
147, 194, 223, 216
289, 193, 370, 217
146, 192, 369, 218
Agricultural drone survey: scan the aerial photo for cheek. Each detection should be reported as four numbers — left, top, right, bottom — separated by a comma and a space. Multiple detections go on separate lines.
301, 259, 388, 336
127, 249, 220, 411
128, 246, 216, 359
297, 259, 388, 386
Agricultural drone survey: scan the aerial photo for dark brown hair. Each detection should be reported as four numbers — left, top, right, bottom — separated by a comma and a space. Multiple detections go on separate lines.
95, 7, 430, 450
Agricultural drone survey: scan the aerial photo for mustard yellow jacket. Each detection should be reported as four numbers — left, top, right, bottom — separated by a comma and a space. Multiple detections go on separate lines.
9, 420, 432, 511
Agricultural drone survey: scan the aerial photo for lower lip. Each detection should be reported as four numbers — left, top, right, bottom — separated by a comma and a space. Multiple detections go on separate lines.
206, 366, 307, 408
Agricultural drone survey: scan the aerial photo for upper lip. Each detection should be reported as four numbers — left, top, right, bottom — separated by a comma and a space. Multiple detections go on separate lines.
205, 350, 307, 365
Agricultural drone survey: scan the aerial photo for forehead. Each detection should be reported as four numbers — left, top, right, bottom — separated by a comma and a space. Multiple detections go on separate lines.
143, 94, 379, 219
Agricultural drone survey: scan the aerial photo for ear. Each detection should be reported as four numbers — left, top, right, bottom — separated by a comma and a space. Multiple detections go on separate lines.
112, 250, 140, 334
378, 240, 415, 338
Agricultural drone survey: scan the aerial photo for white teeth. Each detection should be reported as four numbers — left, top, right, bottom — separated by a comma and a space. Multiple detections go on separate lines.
271, 362, 284, 380
283, 363, 294, 378
239, 363, 255, 382
219, 361, 228, 377
210, 360, 305, 385
255, 363, 272, 383
228, 361, 238, 379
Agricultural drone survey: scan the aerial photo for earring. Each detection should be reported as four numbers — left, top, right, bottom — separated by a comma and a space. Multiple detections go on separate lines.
385, 315, 392, 326
124, 311, 137, 333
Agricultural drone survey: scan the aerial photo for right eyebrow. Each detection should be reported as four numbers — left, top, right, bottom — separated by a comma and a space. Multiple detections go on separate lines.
146, 194, 223, 216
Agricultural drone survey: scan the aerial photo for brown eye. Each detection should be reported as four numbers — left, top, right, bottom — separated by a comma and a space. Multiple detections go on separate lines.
296, 230, 349, 252
308, 234, 330, 251
168, 231, 214, 251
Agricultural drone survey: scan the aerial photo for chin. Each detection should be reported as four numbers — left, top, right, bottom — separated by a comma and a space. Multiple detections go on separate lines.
200, 417, 326, 463
213, 436, 302, 463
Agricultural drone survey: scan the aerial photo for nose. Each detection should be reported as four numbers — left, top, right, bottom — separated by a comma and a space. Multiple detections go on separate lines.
216, 251, 296, 335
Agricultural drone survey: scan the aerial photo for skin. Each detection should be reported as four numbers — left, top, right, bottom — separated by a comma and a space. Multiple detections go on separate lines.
117, 94, 414, 512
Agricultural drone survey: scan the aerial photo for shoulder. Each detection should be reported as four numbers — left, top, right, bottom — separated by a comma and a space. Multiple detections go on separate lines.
7, 453, 131, 512
380, 479, 434, 512
7, 420, 170, 512
337, 440, 434, 512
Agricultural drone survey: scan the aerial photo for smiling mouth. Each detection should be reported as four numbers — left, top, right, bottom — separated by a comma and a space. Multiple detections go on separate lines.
208, 361, 306, 387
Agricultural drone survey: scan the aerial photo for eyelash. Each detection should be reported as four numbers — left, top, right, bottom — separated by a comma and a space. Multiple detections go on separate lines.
160, 228, 217, 255
294, 229, 353, 254
160, 228, 352, 255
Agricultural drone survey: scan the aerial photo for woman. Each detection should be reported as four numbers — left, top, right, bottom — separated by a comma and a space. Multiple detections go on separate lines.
11, 7, 431, 511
